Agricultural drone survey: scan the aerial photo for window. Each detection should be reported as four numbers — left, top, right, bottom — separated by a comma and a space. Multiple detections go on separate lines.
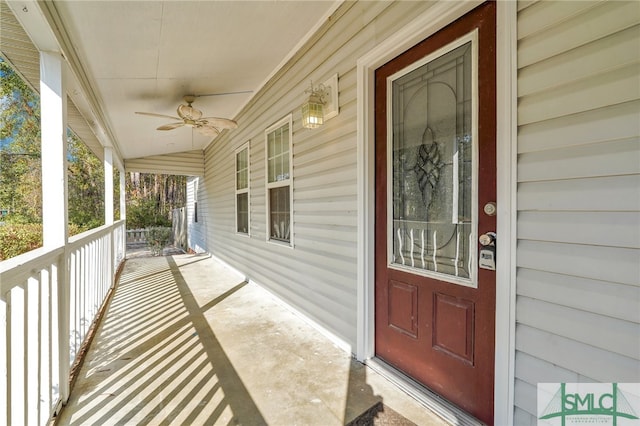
265, 115, 293, 245
235, 143, 250, 234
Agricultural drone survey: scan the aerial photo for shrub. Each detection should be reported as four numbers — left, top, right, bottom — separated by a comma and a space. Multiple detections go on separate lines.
0, 222, 88, 260
126, 198, 171, 229
0, 223, 42, 260
146, 226, 172, 256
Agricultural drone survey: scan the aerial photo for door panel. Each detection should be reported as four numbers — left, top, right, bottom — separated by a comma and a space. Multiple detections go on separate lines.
374, 3, 496, 424
432, 292, 475, 364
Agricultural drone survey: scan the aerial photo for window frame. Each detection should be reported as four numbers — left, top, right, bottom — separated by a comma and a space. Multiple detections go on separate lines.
264, 114, 294, 247
235, 142, 250, 236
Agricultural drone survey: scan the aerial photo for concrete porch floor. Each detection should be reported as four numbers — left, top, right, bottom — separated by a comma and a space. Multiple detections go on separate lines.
54, 254, 449, 425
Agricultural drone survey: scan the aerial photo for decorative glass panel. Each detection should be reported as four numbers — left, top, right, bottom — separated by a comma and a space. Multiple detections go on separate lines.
389, 41, 474, 281
269, 186, 290, 242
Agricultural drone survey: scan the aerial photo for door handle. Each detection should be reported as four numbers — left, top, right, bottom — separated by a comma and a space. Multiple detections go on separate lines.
479, 232, 496, 246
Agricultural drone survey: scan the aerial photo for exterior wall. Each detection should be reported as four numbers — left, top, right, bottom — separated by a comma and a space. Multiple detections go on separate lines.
198, 0, 640, 421
186, 176, 207, 253
125, 150, 205, 176
514, 1, 640, 424
201, 1, 436, 349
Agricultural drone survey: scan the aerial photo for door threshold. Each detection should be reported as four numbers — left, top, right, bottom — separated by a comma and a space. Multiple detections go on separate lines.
365, 358, 486, 426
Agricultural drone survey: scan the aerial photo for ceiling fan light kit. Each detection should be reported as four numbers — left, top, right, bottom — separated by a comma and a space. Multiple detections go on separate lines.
136, 95, 238, 137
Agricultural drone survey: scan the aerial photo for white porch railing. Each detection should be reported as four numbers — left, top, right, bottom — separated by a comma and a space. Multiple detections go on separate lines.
126, 228, 149, 246
0, 220, 126, 425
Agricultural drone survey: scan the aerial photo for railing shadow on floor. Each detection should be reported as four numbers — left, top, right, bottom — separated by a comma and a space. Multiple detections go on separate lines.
56, 252, 396, 425
56, 254, 266, 425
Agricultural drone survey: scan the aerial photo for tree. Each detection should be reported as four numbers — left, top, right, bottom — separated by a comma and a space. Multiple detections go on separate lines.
0, 58, 42, 223
1, 58, 187, 259
67, 130, 104, 230
125, 172, 186, 229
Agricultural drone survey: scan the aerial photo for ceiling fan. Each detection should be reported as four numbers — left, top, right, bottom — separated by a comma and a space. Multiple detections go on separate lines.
135, 95, 238, 137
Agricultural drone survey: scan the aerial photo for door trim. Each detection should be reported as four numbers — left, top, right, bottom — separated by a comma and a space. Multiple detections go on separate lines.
355, 2, 517, 425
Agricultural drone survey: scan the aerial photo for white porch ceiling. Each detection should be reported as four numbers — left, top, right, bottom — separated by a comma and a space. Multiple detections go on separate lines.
43, 1, 337, 160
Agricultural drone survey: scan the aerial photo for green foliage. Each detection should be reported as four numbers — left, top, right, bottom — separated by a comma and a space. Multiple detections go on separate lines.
0, 58, 40, 141
0, 223, 85, 260
0, 223, 42, 260
114, 168, 121, 221
126, 198, 172, 229
67, 130, 105, 230
0, 58, 42, 223
125, 173, 185, 229
146, 226, 172, 256
0, 59, 186, 260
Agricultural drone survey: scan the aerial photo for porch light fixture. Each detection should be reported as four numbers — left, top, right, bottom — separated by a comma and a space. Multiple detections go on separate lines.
301, 74, 339, 129
302, 83, 325, 129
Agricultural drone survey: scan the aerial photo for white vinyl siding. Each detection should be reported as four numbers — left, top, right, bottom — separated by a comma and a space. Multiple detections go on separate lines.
196, 2, 640, 420
125, 150, 205, 176
186, 176, 206, 253
514, 1, 640, 423
200, 1, 436, 347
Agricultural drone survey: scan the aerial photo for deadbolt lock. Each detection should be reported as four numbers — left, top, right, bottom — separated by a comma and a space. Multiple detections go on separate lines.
483, 202, 497, 216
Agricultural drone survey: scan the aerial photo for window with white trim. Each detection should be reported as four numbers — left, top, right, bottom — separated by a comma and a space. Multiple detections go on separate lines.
235, 143, 250, 234
265, 115, 292, 245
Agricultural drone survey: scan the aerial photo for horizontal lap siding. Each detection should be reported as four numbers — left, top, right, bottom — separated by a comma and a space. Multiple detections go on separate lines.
201, 1, 436, 348
125, 150, 205, 176
515, 1, 640, 423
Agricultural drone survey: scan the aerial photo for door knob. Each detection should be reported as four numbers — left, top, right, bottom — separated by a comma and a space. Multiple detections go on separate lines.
479, 232, 496, 246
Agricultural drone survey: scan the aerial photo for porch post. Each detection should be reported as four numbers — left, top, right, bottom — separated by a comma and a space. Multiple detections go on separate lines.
40, 51, 70, 403
40, 51, 68, 247
104, 147, 114, 225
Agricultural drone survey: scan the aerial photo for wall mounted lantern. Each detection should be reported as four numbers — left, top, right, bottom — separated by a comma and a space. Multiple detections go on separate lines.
301, 84, 324, 128
301, 74, 339, 129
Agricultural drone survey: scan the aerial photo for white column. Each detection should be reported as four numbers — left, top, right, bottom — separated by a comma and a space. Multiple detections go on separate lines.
104, 147, 114, 225
40, 51, 68, 247
40, 51, 70, 404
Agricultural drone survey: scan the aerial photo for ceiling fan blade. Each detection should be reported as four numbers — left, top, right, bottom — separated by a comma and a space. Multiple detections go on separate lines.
135, 111, 181, 121
200, 117, 238, 129
157, 122, 185, 131
197, 126, 220, 137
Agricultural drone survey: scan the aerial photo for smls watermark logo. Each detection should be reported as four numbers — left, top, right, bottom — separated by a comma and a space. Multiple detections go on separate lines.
538, 383, 640, 426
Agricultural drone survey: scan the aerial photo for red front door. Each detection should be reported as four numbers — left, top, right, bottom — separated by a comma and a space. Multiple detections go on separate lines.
374, 3, 496, 424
